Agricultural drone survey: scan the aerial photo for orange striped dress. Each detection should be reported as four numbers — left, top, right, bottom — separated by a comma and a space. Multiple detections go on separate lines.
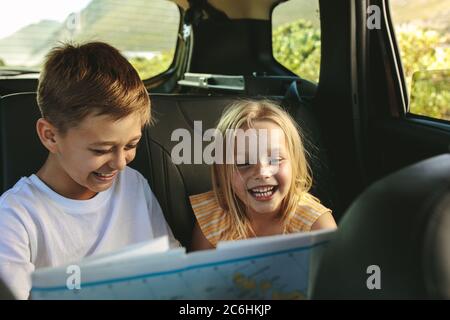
189, 190, 332, 247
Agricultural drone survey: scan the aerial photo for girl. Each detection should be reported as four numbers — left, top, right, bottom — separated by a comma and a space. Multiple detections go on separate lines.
189, 99, 337, 250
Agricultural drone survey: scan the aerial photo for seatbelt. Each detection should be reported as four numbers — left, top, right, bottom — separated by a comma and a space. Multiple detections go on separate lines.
282, 80, 315, 115
282, 80, 302, 115
282, 80, 340, 213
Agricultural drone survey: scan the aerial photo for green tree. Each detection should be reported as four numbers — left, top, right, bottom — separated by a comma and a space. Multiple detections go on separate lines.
396, 25, 450, 120
0, 58, 5, 67
129, 50, 174, 80
272, 19, 321, 83
410, 69, 450, 120
272, 19, 449, 121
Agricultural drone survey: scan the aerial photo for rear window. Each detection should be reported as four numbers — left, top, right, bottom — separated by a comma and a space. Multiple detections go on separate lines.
0, 0, 180, 80
272, 0, 321, 83
390, 0, 450, 121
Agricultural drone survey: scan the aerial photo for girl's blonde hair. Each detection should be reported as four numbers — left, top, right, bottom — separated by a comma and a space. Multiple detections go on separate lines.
211, 99, 314, 240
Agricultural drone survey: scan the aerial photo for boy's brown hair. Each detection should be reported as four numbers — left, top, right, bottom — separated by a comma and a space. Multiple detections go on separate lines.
37, 42, 150, 134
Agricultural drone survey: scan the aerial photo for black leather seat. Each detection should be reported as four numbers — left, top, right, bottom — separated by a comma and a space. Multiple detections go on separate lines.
0, 93, 47, 190
0, 278, 15, 300
311, 154, 450, 299
124, 93, 337, 247
0, 92, 337, 247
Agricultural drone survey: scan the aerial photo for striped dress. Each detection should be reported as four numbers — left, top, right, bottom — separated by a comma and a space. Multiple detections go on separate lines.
189, 190, 332, 247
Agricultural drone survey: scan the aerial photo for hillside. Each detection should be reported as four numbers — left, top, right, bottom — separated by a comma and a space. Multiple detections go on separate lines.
0, 0, 179, 67
272, 0, 450, 30
390, 0, 450, 29
70, 0, 179, 51
272, 0, 320, 27
0, 20, 61, 66
0, 0, 448, 68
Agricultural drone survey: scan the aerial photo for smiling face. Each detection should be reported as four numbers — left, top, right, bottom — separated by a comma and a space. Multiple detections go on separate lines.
39, 112, 143, 200
230, 120, 292, 218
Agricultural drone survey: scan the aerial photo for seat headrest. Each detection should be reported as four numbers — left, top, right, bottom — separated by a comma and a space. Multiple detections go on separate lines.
0, 92, 46, 193
0, 278, 15, 300
312, 154, 450, 299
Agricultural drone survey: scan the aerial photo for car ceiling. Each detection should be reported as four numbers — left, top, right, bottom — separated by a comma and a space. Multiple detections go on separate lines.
173, 0, 284, 20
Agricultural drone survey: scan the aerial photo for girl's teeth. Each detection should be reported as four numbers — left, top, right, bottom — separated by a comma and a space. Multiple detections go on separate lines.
248, 186, 277, 199
251, 186, 274, 192
253, 189, 274, 198
96, 172, 114, 177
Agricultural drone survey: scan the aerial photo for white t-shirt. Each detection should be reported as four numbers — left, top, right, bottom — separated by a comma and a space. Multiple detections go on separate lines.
0, 166, 176, 300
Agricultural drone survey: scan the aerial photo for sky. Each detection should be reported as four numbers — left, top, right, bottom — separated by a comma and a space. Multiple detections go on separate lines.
0, 0, 92, 39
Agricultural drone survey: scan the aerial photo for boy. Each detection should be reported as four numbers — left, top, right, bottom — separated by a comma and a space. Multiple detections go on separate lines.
0, 42, 177, 299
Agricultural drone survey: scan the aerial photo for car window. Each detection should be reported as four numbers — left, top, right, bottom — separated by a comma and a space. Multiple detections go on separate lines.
390, 0, 450, 121
0, 0, 180, 80
272, 0, 321, 83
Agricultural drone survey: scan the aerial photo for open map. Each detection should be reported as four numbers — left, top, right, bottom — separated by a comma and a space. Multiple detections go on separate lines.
31, 229, 335, 300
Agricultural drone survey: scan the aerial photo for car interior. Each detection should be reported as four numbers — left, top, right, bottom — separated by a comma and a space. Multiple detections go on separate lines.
0, 0, 449, 299
312, 153, 450, 299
